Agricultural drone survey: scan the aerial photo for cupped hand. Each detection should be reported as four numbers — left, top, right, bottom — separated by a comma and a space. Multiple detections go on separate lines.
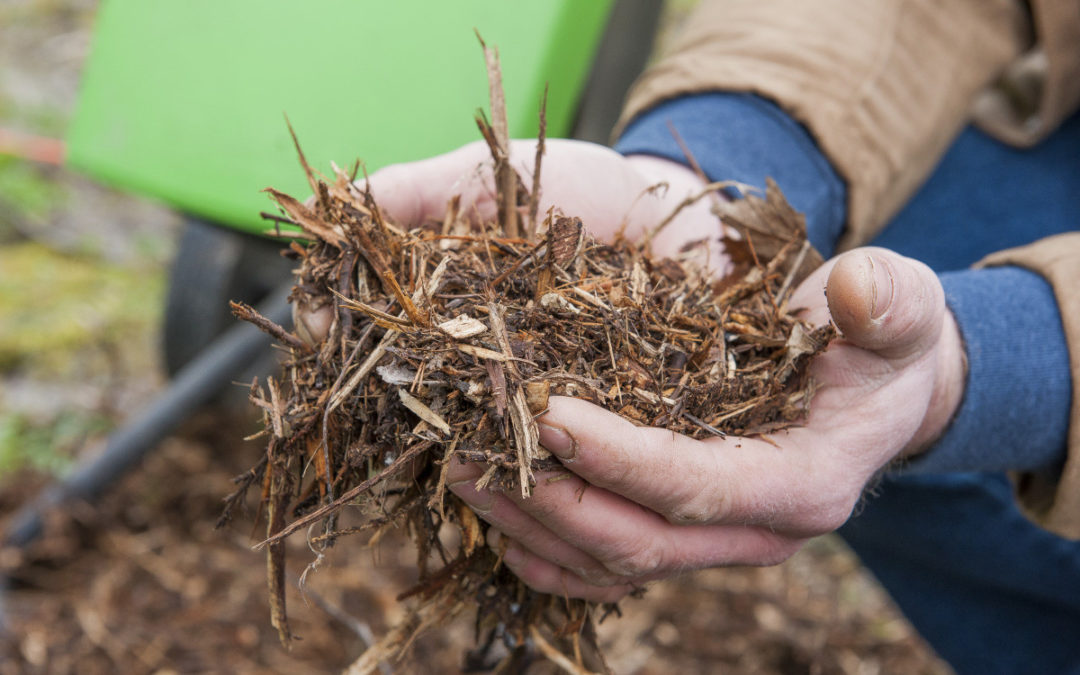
446, 247, 967, 602
294, 139, 723, 345
354, 138, 719, 258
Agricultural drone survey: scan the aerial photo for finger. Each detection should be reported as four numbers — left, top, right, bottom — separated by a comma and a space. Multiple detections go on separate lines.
786, 255, 840, 327
537, 397, 815, 529
360, 141, 495, 226
817, 249, 964, 453
488, 529, 634, 603
292, 298, 335, 346
446, 465, 623, 585
503, 460, 821, 574
824, 247, 945, 362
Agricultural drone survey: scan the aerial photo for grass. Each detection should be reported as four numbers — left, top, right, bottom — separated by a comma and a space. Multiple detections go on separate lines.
0, 241, 163, 375
0, 408, 109, 475
0, 156, 66, 239
0, 241, 165, 476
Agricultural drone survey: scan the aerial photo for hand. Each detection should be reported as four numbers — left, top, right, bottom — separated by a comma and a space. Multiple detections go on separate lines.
353, 139, 719, 258
446, 247, 966, 602
293, 139, 723, 345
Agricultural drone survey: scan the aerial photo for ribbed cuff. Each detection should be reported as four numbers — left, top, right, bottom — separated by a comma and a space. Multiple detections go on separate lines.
903, 266, 1071, 474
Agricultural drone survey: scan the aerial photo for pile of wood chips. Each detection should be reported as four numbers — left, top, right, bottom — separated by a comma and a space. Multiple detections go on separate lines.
227, 44, 835, 674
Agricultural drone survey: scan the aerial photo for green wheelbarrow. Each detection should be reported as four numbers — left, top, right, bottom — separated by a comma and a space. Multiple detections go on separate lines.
2, 0, 660, 552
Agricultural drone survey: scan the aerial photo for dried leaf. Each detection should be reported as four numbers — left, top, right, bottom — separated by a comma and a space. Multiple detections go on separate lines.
717, 177, 824, 286
376, 363, 416, 386
524, 380, 551, 414
549, 216, 584, 269
264, 187, 345, 248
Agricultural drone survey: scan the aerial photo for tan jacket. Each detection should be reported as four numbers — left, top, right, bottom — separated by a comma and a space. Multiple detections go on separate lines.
620, 0, 1080, 538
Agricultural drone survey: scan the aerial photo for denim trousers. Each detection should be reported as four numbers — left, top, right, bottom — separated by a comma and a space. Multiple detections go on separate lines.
840, 112, 1080, 674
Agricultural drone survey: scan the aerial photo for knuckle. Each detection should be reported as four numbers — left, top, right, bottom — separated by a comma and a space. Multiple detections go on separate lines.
601, 537, 665, 579
815, 469, 861, 530
794, 490, 855, 535
574, 566, 626, 588
519, 492, 562, 521
598, 450, 638, 489
664, 491, 717, 525
665, 503, 713, 525
662, 447, 727, 525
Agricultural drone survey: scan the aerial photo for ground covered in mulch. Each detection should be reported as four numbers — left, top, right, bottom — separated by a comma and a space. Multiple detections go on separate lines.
0, 410, 950, 675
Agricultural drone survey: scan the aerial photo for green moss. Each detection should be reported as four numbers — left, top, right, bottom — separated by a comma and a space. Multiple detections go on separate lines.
0, 409, 108, 475
0, 241, 164, 375
0, 157, 66, 236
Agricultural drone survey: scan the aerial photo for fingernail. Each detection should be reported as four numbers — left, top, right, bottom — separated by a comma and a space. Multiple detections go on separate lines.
448, 479, 493, 513
866, 254, 894, 320
538, 423, 577, 461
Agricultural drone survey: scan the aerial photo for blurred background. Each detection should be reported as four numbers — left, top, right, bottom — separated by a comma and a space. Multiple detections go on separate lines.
0, 1, 950, 673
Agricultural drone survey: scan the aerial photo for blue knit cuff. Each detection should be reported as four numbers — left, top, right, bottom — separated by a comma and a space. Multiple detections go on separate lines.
903, 266, 1071, 474
614, 92, 847, 257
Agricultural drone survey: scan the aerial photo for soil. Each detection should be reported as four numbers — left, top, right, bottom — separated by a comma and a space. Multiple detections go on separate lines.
0, 408, 949, 675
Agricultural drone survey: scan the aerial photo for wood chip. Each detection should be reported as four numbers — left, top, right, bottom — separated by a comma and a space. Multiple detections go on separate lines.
397, 388, 451, 436
438, 315, 487, 339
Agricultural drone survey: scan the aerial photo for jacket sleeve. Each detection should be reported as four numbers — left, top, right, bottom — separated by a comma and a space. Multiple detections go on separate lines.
618, 0, 1030, 249
973, 0, 1080, 147
978, 235, 1080, 539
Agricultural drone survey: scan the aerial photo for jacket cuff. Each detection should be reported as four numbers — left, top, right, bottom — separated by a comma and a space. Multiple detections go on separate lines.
614, 93, 847, 257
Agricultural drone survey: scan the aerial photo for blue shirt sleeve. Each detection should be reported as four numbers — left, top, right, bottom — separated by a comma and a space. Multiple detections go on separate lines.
613, 93, 1071, 474
613, 93, 847, 257
906, 267, 1071, 474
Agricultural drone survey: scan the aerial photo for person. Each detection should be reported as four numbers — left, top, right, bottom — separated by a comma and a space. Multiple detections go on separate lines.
301, 2, 1080, 672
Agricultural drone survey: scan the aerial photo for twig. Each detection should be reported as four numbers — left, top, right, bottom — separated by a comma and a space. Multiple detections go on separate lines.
254, 440, 434, 549
643, 180, 750, 253
528, 84, 549, 239
230, 301, 308, 352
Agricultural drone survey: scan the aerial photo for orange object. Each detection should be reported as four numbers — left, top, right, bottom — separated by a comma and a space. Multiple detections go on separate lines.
0, 127, 66, 165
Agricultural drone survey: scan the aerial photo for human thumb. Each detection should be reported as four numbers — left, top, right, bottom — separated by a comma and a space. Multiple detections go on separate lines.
825, 247, 945, 363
